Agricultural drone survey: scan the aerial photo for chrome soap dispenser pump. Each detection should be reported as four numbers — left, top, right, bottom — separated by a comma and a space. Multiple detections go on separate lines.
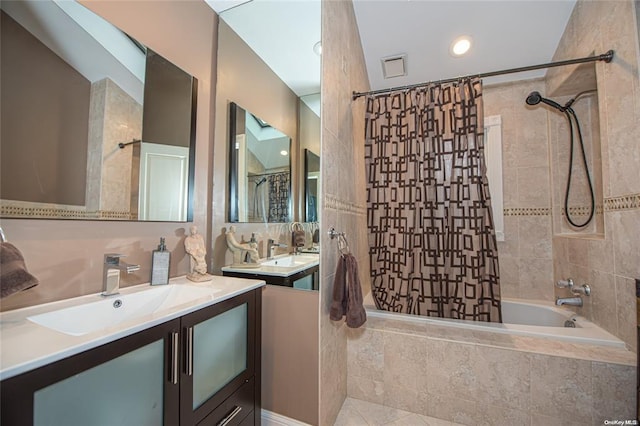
151, 237, 170, 285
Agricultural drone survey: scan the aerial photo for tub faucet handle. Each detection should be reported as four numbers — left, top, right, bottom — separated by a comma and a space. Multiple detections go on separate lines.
556, 278, 574, 289
571, 283, 591, 296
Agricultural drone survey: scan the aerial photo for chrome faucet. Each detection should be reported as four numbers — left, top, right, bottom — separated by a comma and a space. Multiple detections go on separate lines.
102, 254, 140, 297
267, 239, 288, 259
556, 296, 583, 307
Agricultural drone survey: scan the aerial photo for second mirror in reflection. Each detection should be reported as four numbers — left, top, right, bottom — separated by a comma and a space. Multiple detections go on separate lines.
229, 103, 292, 223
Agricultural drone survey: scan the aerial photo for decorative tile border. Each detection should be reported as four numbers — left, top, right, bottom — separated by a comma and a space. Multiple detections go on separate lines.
501, 192, 640, 217
604, 193, 640, 212
503, 207, 551, 217
324, 194, 367, 216
1, 204, 134, 220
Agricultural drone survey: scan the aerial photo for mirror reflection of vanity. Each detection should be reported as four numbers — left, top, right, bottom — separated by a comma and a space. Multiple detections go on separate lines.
0, 0, 197, 222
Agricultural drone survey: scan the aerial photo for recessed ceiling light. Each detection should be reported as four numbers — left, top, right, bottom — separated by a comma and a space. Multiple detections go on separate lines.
280, 150, 288, 156
450, 36, 472, 57
313, 41, 322, 56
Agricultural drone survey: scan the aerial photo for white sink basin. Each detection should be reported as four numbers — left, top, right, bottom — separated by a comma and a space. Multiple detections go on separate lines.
261, 255, 318, 267
27, 284, 216, 336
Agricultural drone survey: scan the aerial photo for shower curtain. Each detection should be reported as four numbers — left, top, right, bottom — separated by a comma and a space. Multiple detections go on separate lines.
365, 78, 502, 322
267, 172, 290, 222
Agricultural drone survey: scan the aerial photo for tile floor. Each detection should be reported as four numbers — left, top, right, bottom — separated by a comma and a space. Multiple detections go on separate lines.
334, 398, 464, 426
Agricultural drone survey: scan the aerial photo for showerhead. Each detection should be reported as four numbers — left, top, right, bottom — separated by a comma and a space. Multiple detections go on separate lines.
526, 91, 542, 106
525, 91, 565, 112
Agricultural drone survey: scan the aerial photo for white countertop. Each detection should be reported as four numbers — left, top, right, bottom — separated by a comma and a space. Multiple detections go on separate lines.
221, 253, 319, 277
0, 276, 265, 381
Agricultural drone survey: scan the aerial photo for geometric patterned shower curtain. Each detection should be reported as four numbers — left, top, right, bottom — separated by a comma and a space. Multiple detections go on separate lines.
364, 77, 502, 323
267, 172, 290, 222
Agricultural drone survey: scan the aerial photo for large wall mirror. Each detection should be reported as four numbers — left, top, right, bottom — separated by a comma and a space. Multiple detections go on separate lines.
215, 0, 320, 225
0, 0, 197, 222
229, 103, 292, 223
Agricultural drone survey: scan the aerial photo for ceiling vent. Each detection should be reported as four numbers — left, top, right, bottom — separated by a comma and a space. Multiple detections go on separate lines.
381, 54, 407, 79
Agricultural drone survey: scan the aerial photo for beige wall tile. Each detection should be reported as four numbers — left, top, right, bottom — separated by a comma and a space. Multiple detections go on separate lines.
517, 166, 552, 208
518, 216, 553, 259
347, 328, 384, 381
518, 258, 554, 301
530, 354, 593, 424
611, 210, 640, 278
615, 275, 638, 352
474, 404, 530, 426
426, 340, 477, 403
346, 375, 384, 405
589, 270, 617, 336
474, 346, 531, 410
383, 333, 428, 392
591, 362, 637, 424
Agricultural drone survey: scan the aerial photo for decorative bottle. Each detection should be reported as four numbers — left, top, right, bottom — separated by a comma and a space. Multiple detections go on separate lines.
151, 237, 170, 285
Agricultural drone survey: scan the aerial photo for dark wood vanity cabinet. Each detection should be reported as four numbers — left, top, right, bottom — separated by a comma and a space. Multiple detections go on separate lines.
223, 265, 319, 291
0, 288, 262, 426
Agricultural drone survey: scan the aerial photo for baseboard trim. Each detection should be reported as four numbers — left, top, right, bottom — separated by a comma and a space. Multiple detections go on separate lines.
261, 409, 311, 426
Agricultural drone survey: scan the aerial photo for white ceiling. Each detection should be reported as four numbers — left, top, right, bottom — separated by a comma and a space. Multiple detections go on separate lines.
353, 0, 577, 90
207, 0, 578, 96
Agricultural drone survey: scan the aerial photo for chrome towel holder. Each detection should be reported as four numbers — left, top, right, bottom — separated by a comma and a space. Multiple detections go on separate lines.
328, 227, 350, 255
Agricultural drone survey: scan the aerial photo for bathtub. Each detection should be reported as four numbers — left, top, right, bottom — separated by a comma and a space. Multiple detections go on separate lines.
364, 296, 626, 348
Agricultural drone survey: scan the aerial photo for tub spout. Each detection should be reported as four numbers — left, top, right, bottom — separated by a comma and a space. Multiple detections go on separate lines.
556, 296, 583, 307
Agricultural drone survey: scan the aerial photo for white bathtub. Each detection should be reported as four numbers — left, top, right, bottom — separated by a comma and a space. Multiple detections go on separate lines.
365, 296, 626, 348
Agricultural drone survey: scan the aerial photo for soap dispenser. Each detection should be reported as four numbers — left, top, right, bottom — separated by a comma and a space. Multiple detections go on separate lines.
151, 237, 170, 285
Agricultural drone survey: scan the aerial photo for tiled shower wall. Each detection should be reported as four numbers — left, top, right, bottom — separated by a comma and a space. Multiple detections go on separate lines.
319, 0, 371, 424
483, 79, 555, 302
546, 0, 640, 352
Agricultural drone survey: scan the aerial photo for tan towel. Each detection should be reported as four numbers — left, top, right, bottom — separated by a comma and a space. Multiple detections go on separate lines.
1, 242, 39, 299
330, 256, 348, 320
329, 254, 366, 328
345, 254, 366, 328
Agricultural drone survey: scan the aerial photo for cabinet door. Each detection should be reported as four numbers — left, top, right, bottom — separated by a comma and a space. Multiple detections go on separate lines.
180, 289, 257, 425
0, 319, 181, 426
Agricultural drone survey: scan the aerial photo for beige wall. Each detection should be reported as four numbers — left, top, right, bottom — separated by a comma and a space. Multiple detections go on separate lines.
261, 286, 319, 425
0, 0, 217, 311
211, 19, 299, 273
546, 0, 640, 352
319, 0, 371, 424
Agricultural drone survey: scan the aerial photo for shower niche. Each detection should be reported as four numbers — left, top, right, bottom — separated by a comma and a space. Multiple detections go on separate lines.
546, 62, 604, 236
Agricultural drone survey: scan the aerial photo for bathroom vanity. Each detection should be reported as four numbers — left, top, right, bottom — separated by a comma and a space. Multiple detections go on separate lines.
0, 276, 264, 426
221, 254, 319, 291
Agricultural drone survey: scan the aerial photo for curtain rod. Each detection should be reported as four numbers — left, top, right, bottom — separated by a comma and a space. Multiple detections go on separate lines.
352, 50, 614, 100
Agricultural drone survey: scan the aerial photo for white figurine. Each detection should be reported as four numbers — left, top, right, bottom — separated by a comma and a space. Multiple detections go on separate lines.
225, 226, 260, 268
184, 225, 213, 282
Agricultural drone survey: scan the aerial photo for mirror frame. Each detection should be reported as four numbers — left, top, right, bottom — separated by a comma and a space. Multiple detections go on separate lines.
304, 149, 320, 222
228, 102, 293, 223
